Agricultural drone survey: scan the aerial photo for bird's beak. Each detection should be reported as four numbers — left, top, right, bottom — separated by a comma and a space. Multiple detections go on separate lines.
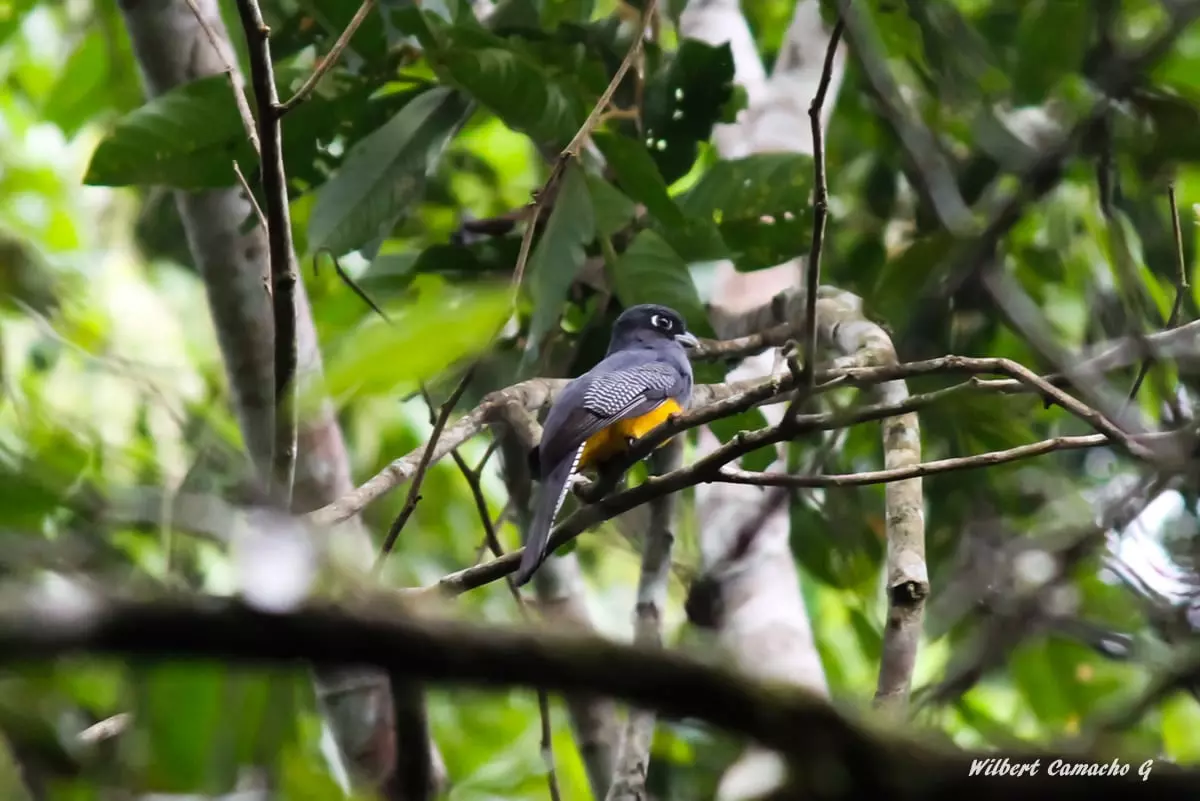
675, 331, 699, 348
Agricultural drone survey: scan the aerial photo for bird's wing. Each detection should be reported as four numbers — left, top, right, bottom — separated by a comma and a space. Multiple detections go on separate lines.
537, 360, 683, 469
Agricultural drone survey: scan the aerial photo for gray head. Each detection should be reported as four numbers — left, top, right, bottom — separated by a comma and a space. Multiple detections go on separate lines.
606, 304, 699, 355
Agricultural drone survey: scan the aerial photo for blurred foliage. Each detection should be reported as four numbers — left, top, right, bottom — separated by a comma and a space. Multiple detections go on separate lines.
0, 0, 1199, 798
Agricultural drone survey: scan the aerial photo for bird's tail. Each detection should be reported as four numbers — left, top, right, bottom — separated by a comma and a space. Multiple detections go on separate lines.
512, 448, 579, 587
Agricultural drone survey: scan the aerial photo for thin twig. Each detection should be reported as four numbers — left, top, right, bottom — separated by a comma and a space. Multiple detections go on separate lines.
565, 0, 655, 159
233, 161, 267, 231
373, 369, 476, 573
314, 248, 392, 324
185, 0, 260, 156
510, 0, 657, 295
802, 18, 845, 389
278, 0, 378, 115
715, 433, 1134, 489
235, 0, 299, 504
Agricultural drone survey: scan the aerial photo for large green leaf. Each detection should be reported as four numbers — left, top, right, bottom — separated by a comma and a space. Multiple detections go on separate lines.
594, 132, 685, 227
678, 154, 816, 271
525, 161, 595, 355
1012, 0, 1090, 105
308, 86, 472, 257
42, 30, 134, 138
311, 277, 512, 409
642, 39, 735, 184
429, 25, 591, 145
611, 229, 713, 340
83, 75, 253, 189
585, 173, 636, 238
131, 662, 230, 793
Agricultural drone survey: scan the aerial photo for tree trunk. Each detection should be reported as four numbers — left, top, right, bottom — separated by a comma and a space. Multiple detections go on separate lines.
116, 1, 443, 796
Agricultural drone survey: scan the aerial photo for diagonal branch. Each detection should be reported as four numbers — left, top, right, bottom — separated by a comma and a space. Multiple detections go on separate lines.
278, 0, 378, 115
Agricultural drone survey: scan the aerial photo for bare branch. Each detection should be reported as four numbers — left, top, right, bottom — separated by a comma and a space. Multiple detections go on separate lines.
235, 0, 300, 502
1125, 181, 1192, 405
801, 17, 844, 387
183, 0, 260, 156
6, 592, 1200, 801
714, 432, 1179, 489
374, 370, 475, 572
835, 0, 972, 234
313, 335, 1183, 531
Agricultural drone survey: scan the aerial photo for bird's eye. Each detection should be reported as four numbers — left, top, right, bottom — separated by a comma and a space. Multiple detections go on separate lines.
650, 314, 672, 331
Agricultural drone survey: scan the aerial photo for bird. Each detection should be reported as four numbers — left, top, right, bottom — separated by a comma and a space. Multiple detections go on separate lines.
512, 303, 698, 587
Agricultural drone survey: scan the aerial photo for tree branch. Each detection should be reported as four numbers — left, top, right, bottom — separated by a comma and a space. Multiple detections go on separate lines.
800, 17, 844, 387
374, 371, 475, 572
714, 432, 1177, 489
4, 593, 1200, 801
235, 0, 300, 503
278, 0, 378, 115
313, 334, 1178, 532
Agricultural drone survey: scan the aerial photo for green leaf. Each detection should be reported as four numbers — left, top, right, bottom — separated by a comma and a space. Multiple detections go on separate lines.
311, 278, 512, 408
430, 25, 590, 145
611, 229, 713, 339
526, 161, 595, 354
308, 86, 472, 257
594, 132, 685, 227
542, 0, 595, 28
43, 31, 118, 138
84, 75, 252, 189
655, 217, 731, 264
1012, 0, 1090, 105
1162, 693, 1200, 762
132, 662, 230, 793
678, 154, 816, 271
642, 39, 735, 184
0, 0, 35, 47
1129, 90, 1200, 165
585, 174, 636, 239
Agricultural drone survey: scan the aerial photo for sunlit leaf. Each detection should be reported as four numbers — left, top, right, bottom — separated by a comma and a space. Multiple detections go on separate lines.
313, 277, 511, 408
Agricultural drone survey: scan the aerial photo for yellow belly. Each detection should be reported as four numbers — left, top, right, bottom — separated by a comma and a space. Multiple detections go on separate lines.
578, 398, 683, 470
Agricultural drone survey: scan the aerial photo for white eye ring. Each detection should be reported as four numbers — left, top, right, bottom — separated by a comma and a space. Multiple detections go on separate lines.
651, 314, 672, 330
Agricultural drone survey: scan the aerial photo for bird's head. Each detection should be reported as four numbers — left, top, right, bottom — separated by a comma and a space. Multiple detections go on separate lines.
607, 304, 699, 353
